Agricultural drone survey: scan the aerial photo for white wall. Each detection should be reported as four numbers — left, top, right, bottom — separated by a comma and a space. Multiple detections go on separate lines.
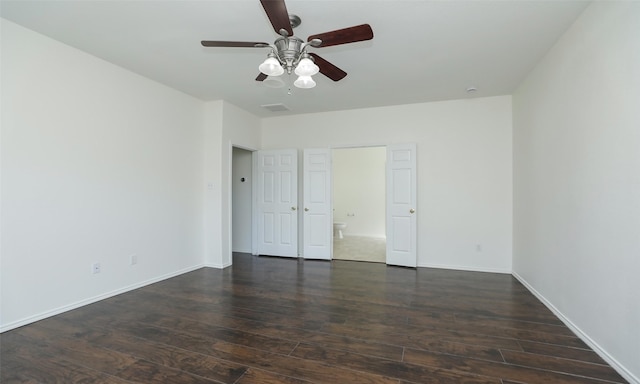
261, 96, 513, 273
332, 147, 386, 237
203, 101, 223, 267
221, 102, 260, 265
203, 101, 260, 267
0, 20, 205, 331
232, 147, 253, 253
512, 2, 640, 382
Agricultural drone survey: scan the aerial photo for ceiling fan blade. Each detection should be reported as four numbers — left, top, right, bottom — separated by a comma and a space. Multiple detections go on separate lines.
260, 0, 293, 37
309, 53, 347, 81
307, 24, 373, 47
201, 41, 269, 48
256, 73, 268, 81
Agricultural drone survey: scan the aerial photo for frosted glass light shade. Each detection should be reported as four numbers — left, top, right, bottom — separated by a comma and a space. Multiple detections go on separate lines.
294, 75, 316, 89
294, 57, 319, 76
259, 57, 284, 76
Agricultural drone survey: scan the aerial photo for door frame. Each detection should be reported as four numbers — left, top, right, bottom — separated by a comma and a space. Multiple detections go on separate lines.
240, 143, 418, 267
231, 146, 254, 254
330, 143, 394, 263
228, 142, 258, 266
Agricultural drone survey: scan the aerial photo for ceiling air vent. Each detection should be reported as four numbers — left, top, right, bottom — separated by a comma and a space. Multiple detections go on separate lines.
261, 103, 290, 112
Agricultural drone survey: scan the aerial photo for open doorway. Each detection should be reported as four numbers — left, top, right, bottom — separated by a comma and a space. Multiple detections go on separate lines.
232, 147, 253, 254
332, 146, 386, 263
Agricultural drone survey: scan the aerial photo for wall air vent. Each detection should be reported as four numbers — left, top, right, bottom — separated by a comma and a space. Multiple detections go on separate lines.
261, 103, 290, 112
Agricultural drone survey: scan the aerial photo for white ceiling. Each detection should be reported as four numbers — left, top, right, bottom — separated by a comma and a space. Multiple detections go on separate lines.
1, 0, 589, 117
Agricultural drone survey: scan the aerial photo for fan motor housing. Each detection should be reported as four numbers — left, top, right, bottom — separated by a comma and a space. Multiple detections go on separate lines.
274, 36, 304, 72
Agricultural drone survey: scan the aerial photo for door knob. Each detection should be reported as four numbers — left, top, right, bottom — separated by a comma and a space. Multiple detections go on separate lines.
291, 207, 297, 211
304, 208, 309, 212
409, 208, 415, 214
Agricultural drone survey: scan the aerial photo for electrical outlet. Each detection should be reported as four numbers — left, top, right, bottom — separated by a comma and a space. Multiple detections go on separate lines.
130, 253, 138, 265
92, 262, 101, 274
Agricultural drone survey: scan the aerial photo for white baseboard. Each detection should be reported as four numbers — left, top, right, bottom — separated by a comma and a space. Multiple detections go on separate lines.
0, 264, 205, 333
203, 262, 232, 269
513, 272, 639, 384
418, 262, 511, 274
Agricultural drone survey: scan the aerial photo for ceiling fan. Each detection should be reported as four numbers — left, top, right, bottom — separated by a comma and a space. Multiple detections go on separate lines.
201, 0, 374, 89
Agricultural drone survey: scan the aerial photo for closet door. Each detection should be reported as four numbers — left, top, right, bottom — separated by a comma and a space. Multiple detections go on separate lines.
303, 149, 332, 260
255, 149, 298, 257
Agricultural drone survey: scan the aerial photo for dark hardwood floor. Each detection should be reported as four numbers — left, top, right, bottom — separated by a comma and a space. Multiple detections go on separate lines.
1, 253, 627, 383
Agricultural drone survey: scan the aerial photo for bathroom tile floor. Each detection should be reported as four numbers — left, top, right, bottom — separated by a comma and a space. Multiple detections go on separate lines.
333, 235, 386, 263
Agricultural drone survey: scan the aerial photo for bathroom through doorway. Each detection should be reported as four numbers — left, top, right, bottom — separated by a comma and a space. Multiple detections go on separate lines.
332, 146, 386, 263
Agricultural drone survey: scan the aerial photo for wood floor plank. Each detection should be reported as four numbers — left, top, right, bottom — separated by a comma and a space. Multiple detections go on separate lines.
453, 313, 577, 337
147, 311, 405, 361
0, 358, 132, 384
14, 326, 139, 376
31, 316, 250, 384
322, 321, 524, 351
102, 320, 399, 384
500, 350, 626, 383
0, 333, 134, 384
290, 342, 502, 384
516, 340, 608, 365
234, 368, 316, 384
91, 331, 249, 383
119, 291, 504, 365
62, 290, 407, 363
0, 253, 628, 384
114, 359, 222, 384
403, 347, 624, 384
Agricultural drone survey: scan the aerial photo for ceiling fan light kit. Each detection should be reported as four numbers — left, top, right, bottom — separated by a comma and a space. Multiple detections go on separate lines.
293, 75, 316, 89
294, 55, 320, 77
258, 54, 284, 77
259, 37, 321, 88
201, 0, 374, 90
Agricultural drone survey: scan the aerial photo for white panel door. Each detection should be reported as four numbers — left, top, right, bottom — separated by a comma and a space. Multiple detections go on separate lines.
255, 149, 298, 257
386, 144, 417, 267
303, 149, 331, 260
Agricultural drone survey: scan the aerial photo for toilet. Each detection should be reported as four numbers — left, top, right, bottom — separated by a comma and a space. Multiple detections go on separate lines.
333, 222, 347, 239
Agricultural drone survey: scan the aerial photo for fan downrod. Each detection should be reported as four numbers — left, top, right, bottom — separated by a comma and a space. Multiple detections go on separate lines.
279, 15, 300, 37
289, 14, 301, 29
